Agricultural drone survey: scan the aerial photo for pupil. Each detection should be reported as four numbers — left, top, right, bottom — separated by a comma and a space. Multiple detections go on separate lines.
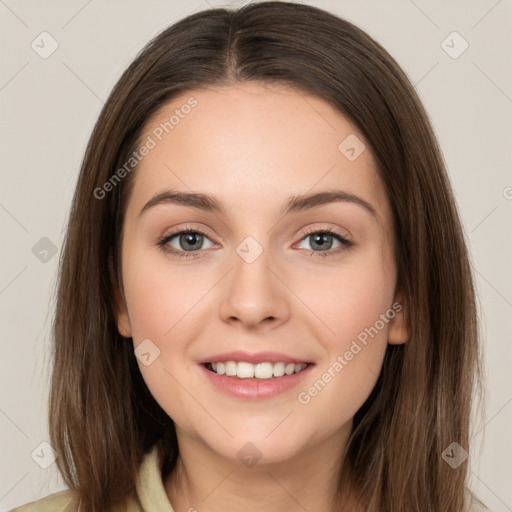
311, 233, 332, 250
181, 233, 202, 251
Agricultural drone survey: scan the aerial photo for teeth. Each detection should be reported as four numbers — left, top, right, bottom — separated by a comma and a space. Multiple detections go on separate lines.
207, 361, 308, 379
255, 362, 273, 379
273, 362, 285, 377
238, 362, 255, 378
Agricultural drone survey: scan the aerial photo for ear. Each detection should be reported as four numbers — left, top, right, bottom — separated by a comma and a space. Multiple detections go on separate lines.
388, 287, 409, 345
110, 255, 132, 339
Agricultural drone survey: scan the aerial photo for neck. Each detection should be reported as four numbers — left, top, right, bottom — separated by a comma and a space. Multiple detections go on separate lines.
163, 424, 364, 512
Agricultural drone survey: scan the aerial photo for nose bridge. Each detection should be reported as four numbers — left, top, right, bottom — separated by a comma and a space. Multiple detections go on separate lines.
219, 234, 289, 327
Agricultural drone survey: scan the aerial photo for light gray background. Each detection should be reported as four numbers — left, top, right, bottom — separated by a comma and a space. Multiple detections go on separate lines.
1, 0, 511, 510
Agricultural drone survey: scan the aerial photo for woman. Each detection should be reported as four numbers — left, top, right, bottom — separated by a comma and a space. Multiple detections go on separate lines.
12, 2, 487, 511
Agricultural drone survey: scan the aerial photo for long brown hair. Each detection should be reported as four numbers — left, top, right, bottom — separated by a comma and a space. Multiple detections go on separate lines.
48, 2, 485, 510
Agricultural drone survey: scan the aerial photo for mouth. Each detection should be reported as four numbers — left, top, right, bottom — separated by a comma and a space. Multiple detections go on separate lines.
202, 361, 313, 380
199, 359, 315, 399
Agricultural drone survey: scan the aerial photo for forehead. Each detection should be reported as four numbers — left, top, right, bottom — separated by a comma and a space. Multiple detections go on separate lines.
127, 82, 389, 225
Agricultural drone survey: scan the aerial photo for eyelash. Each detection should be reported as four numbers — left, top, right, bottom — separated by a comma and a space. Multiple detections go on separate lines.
156, 224, 353, 260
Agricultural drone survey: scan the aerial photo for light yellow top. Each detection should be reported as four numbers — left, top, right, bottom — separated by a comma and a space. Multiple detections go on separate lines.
10, 444, 175, 511
10, 445, 490, 511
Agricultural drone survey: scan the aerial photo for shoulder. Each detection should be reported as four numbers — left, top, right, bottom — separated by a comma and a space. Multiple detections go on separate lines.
9, 489, 78, 512
9, 489, 143, 512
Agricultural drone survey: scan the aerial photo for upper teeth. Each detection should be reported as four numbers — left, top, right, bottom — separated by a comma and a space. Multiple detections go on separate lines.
209, 361, 308, 379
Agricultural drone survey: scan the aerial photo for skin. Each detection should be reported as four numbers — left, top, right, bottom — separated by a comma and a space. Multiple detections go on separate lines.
114, 82, 409, 512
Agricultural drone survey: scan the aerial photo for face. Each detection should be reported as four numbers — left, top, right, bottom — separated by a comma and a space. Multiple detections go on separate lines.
114, 82, 408, 467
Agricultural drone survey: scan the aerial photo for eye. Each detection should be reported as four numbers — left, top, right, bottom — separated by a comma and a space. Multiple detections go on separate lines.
295, 227, 353, 258
156, 225, 353, 260
156, 226, 215, 259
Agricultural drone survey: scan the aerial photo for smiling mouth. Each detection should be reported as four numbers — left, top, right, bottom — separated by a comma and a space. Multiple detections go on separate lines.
203, 361, 312, 379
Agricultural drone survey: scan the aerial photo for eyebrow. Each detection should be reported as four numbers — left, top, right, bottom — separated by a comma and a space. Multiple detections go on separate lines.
138, 189, 378, 219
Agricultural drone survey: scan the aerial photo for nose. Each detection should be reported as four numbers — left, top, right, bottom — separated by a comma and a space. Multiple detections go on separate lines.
219, 244, 290, 330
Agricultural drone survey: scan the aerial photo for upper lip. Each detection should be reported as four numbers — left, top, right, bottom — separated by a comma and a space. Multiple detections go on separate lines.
197, 350, 313, 365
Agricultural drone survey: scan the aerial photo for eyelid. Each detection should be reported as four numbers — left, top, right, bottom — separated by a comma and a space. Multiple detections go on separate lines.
159, 223, 351, 243
294, 223, 352, 243
292, 224, 353, 254
156, 222, 353, 258
160, 223, 216, 240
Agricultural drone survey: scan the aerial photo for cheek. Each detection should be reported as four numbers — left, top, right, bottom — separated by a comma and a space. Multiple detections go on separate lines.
302, 253, 395, 346
294, 254, 394, 413
121, 249, 205, 424
121, 246, 205, 340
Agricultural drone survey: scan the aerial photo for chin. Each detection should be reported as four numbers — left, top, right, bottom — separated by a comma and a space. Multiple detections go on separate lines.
207, 431, 307, 467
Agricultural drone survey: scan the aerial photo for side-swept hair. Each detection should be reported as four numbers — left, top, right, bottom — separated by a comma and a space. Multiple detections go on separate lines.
49, 2, 485, 510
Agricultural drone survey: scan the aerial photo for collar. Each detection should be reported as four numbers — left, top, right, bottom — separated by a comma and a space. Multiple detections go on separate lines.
135, 444, 175, 511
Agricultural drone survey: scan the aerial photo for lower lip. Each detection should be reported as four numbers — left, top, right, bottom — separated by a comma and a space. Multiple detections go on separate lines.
200, 363, 314, 399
